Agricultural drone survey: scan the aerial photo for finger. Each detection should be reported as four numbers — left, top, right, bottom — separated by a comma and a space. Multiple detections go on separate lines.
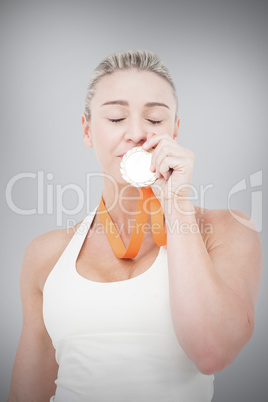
150, 139, 178, 171
157, 158, 171, 181
145, 132, 156, 141
142, 132, 171, 150
158, 155, 188, 178
143, 132, 159, 147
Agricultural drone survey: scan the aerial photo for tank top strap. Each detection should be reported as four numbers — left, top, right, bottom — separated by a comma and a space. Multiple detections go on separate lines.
56, 205, 99, 267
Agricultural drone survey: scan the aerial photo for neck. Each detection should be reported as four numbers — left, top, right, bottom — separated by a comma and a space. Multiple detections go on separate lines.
101, 179, 144, 232
95, 178, 166, 249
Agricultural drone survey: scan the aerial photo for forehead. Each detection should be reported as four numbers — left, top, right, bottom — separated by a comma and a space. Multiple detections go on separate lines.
92, 69, 175, 106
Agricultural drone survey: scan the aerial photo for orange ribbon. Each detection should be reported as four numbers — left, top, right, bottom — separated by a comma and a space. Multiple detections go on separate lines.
97, 186, 167, 258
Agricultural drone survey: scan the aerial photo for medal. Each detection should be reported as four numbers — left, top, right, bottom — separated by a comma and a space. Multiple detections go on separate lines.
120, 146, 157, 187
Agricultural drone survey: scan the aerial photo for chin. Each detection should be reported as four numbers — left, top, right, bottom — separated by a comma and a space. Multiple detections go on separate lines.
101, 168, 126, 187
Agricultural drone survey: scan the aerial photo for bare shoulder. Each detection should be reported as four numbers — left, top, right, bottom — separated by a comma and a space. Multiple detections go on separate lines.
194, 206, 261, 251
21, 219, 83, 293
194, 205, 262, 323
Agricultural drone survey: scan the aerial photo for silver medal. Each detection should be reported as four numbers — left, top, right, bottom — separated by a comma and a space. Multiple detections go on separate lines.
120, 146, 157, 187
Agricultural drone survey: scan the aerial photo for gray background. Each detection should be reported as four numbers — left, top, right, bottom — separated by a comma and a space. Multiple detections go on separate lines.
1, 0, 267, 400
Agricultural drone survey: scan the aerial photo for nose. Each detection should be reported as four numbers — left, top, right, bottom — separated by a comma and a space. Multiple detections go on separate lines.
123, 119, 147, 146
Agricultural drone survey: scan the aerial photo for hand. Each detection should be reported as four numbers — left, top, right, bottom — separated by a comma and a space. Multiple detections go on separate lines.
142, 132, 195, 207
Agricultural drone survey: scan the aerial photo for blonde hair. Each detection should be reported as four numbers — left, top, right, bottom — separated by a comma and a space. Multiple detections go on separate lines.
84, 49, 178, 121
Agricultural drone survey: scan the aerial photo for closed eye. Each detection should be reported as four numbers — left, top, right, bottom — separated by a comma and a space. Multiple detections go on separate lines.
108, 118, 162, 124
109, 118, 125, 123
147, 119, 162, 125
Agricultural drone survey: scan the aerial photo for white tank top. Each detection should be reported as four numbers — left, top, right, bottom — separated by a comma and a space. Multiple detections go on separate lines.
43, 206, 215, 402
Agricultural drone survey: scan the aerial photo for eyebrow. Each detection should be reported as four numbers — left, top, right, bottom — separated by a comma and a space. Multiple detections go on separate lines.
101, 100, 170, 109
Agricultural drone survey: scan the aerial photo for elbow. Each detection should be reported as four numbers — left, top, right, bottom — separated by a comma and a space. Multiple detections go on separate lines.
199, 314, 255, 375
196, 354, 225, 375
196, 326, 254, 375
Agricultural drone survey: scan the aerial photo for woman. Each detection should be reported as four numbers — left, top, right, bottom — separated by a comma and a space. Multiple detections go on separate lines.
8, 50, 262, 402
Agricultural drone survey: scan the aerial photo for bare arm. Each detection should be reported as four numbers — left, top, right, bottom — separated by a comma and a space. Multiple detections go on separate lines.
165, 203, 262, 375
8, 238, 59, 402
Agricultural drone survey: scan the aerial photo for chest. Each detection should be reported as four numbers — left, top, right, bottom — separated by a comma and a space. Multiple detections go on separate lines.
76, 239, 161, 283
43, 245, 175, 343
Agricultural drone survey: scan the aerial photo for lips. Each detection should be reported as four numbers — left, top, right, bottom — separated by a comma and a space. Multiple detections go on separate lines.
118, 150, 133, 158
117, 147, 140, 158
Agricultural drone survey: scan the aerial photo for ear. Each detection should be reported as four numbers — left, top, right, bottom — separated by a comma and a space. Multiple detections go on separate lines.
82, 113, 93, 148
173, 116, 180, 141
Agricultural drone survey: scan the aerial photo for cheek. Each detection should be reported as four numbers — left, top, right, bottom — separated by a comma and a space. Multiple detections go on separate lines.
91, 124, 118, 165
91, 121, 109, 147
169, 120, 178, 134
161, 121, 176, 137
92, 117, 123, 147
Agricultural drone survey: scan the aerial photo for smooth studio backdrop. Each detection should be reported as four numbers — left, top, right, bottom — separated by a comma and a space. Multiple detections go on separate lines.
1, 0, 267, 400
